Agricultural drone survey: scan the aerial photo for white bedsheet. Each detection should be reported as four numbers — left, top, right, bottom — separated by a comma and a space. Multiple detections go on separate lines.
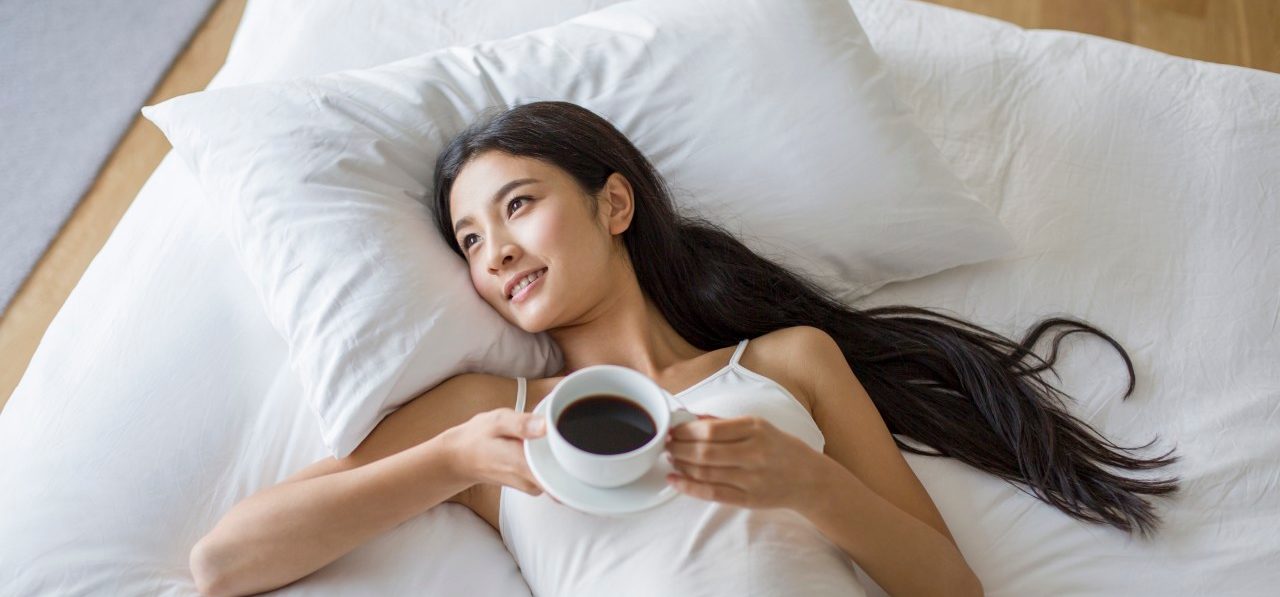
2, 0, 1277, 595
853, 2, 1280, 594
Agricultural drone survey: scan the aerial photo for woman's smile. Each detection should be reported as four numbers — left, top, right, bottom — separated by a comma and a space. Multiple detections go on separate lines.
510, 268, 547, 304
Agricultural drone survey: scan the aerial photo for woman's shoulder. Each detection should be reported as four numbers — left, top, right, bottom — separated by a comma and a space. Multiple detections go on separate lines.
743, 326, 837, 415
451, 373, 561, 407
474, 373, 562, 414
755, 325, 828, 346
747, 325, 835, 363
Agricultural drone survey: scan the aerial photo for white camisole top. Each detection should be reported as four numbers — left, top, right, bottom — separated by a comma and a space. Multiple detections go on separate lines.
500, 338, 867, 596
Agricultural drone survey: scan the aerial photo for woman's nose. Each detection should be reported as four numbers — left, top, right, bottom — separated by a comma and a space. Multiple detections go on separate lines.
486, 239, 519, 273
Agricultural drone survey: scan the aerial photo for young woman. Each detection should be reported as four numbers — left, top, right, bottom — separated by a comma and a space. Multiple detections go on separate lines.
189, 101, 1180, 597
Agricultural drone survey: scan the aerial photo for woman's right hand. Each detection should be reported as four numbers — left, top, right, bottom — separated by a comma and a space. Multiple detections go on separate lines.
441, 408, 548, 497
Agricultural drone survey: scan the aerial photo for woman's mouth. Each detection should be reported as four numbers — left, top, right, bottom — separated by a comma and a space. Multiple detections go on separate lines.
509, 268, 547, 304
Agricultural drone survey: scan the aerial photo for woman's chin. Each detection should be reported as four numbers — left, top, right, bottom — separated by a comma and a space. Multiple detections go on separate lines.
504, 310, 543, 334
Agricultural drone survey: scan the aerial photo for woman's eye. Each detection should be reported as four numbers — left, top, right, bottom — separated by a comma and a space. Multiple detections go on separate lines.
460, 196, 532, 252
508, 195, 530, 214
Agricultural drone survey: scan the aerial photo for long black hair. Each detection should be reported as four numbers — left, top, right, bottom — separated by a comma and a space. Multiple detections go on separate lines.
429, 100, 1180, 538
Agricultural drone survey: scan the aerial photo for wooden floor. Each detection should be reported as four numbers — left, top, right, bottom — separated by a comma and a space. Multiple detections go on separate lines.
0, 0, 1276, 413
926, 0, 1279, 72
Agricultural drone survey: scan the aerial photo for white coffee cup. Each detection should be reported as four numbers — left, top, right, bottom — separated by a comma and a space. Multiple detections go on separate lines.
545, 364, 698, 488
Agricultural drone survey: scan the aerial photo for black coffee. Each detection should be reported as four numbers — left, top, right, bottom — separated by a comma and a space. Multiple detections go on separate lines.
556, 394, 657, 455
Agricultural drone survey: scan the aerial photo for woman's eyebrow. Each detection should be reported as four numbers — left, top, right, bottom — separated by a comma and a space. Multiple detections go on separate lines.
453, 178, 540, 235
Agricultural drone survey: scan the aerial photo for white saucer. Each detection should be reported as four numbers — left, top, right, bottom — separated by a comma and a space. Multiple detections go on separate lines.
525, 396, 681, 517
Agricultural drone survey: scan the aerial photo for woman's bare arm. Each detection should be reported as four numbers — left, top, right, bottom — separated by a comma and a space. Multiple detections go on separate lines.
191, 434, 470, 597
190, 373, 510, 597
797, 327, 981, 595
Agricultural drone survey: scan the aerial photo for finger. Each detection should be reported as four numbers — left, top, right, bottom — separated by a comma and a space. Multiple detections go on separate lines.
665, 441, 744, 467
526, 477, 560, 505
514, 471, 544, 496
518, 483, 543, 497
522, 413, 548, 437
668, 413, 716, 436
515, 461, 547, 498
499, 409, 547, 438
669, 416, 759, 442
670, 458, 746, 488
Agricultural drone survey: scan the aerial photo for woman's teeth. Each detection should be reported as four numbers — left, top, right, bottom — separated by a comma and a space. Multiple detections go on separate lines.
510, 268, 546, 299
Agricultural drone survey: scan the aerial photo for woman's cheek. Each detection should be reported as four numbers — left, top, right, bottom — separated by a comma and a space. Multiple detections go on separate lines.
470, 269, 492, 303
528, 211, 562, 250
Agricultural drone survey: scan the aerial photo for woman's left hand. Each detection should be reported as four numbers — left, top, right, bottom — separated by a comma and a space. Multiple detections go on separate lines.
664, 413, 833, 511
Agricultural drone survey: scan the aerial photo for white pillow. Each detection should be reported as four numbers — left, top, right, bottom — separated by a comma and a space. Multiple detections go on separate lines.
142, 0, 1015, 459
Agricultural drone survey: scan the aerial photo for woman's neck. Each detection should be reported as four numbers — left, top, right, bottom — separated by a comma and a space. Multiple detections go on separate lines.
548, 291, 703, 381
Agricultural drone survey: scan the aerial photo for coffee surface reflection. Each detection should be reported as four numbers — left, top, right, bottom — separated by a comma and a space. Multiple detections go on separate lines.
556, 394, 657, 455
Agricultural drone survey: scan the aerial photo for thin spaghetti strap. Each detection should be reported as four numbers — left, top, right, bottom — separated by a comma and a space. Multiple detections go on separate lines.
729, 338, 749, 367
515, 377, 528, 413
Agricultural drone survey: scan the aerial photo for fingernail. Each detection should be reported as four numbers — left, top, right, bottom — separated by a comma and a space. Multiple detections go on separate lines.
525, 419, 545, 434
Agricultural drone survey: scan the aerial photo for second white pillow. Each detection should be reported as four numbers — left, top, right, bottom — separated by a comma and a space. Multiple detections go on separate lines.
142, 0, 1015, 458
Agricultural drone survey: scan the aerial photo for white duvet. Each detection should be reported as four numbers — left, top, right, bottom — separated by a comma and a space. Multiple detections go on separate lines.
2, 0, 1277, 595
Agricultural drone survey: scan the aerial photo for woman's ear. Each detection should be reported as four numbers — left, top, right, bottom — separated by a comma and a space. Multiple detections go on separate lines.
600, 172, 635, 236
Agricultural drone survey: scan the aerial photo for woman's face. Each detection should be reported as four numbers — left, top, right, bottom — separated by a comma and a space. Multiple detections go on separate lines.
448, 150, 631, 332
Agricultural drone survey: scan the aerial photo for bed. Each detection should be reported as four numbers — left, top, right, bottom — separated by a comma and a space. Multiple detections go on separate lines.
2, 0, 1278, 595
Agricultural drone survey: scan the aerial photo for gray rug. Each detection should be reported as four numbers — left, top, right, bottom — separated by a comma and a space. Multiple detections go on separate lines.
0, 0, 219, 314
